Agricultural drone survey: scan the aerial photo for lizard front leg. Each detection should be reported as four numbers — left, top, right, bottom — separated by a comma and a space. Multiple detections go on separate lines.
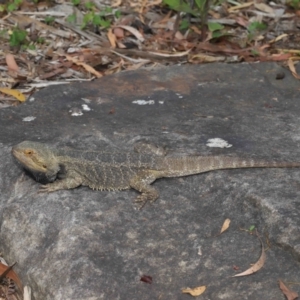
39, 171, 83, 193
129, 170, 162, 209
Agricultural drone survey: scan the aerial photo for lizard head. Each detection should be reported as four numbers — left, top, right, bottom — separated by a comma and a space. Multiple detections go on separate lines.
12, 141, 60, 182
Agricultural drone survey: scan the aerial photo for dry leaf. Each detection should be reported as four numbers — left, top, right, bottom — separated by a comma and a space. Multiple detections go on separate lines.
234, 17, 248, 28
232, 236, 266, 277
269, 53, 292, 61
9, 12, 72, 39
148, 49, 191, 57
112, 0, 122, 7
254, 3, 274, 14
113, 27, 124, 38
228, 2, 254, 12
5, 54, 19, 72
0, 263, 22, 291
107, 29, 117, 48
0, 87, 26, 102
115, 25, 145, 42
220, 218, 231, 234
288, 58, 300, 80
189, 53, 226, 63
278, 280, 299, 300
269, 34, 288, 44
62, 54, 102, 78
182, 286, 206, 296
146, 0, 162, 6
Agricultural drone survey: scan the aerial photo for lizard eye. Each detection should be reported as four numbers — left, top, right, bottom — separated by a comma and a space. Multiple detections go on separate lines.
25, 150, 33, 155
42, 165, 47, 169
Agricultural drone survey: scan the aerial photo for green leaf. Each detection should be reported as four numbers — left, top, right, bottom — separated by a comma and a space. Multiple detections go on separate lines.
163, 0, 198, 16
7, 3, 17, 12
98, 19, 111, 28
45, 16, 55, 24
37, 37, 45, 44
251, 49, 259, 56
114, 10, 121, 18
104, 7, 113, 13
211, 31, 227, 39
85, 1, 94, 10
66, 14, 76, 24
82, 12, 94, 29
290, 0, 300, 8
208, 22, 224, 32
28, 44, 36, 50
248, 21, 267, 33
92, 15, 103, 26
179, 19, 190, 30
195, 0, 207, 10
249, 225, 255, 231
9, 28, 27, 47
72, 0, 80, 5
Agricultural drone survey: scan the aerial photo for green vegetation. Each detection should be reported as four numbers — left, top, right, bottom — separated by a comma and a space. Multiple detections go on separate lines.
9, 27, 27, 47
163, 0, 226, 40
248, 21, 267, 33
247, 21, 267, 41
67, 2, 119, 30
44, 16, 55, 25
72, 0, 81, 5
249, 225, 255, 232
0, 0, 23, 13
287, 0, 300, 9
208, 22, 225, 39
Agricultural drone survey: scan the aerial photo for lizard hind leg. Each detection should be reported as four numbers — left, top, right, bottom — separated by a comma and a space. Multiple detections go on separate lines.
129, 170, 161, 209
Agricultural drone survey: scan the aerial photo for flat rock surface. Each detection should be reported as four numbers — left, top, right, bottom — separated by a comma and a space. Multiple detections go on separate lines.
1, 63, 300, 299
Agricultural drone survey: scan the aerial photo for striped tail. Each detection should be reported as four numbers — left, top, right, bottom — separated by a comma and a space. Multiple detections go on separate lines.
161, 156, 300, 177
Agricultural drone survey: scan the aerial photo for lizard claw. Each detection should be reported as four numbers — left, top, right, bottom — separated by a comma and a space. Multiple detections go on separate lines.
134, 195, 149, 210
133, 190, 159, 209
38, 185, 54, 193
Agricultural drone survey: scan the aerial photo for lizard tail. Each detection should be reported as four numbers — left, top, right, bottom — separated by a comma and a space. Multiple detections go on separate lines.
161, 156, 300, 177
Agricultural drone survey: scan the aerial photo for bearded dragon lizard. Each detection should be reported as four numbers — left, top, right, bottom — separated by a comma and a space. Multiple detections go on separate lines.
11, 141, 300, 208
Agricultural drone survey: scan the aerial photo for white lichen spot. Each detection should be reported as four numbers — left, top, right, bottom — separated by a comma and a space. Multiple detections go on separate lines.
126, 231, 138, 239
23, 116, 36, 122
82, 98, 91, 103
29, 97, 35, 102
206, 138, 232, 148
198, 246, 202, 256
132, 100, 155, 105
82, 104, 91, 111
158, 101, 164, 104
72, 112, 83, 116
176, 93, 183, 98
69, 108, 83, 116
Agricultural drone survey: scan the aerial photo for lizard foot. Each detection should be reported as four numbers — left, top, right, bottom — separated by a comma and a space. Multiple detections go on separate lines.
38, 184, 57, 193
134, 192, 158, 210
134, 196, 148, 210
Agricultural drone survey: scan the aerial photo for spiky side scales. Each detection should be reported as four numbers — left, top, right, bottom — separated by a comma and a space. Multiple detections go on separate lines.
11, 141, 300, 208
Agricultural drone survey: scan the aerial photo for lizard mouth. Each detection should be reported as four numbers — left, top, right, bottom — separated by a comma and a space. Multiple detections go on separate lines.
12, 148, 47, 173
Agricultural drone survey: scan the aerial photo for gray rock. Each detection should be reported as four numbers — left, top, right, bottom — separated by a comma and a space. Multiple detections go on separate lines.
1, 63, 300, 299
